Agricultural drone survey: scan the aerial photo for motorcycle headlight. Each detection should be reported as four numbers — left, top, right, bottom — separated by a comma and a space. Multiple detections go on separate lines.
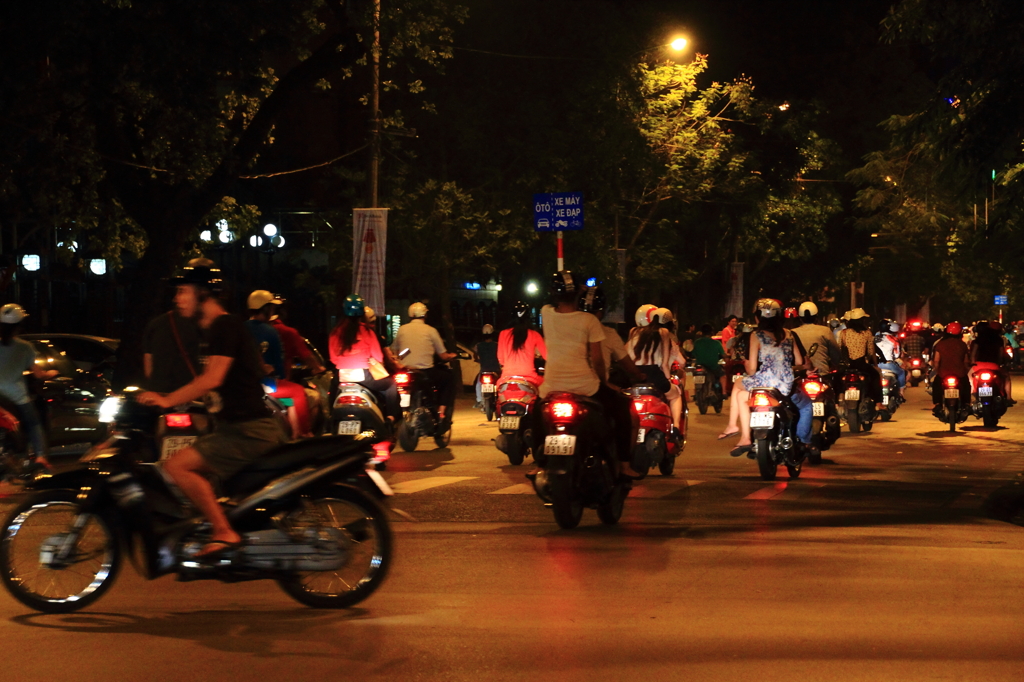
98, 396, 123, 423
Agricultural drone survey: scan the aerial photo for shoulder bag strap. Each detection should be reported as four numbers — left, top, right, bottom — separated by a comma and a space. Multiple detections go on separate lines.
168, 312, 198, 378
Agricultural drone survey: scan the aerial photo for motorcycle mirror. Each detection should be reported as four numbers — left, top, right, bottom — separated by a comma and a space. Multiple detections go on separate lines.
397, 348, 411, 359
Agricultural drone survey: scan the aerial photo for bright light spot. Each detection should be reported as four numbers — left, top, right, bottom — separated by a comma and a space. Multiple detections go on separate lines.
200, 230, 212, 242
271, 235, 285, 248
89, 259, 107, 276
778, 103, 790, 112
216, 219, 229, 232
586, 277, 597, 287
58, 241, 78, 252
263, 223, 278, 237
496, 284, 503, 291
526, 281, 539, 295
218, 230, 234, 244
21, 255, 41, 271
249, 235, 263, 247
670, 37, 688, 51
871, 233, 879, 238
464, 282, 482, 290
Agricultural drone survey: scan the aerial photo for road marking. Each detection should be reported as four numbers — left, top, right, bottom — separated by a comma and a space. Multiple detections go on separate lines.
745, 482, 790, 500
745, 481, 825, 500
629, 480, 705, 498
489, 483, 535, 495
390, 476, 478, 494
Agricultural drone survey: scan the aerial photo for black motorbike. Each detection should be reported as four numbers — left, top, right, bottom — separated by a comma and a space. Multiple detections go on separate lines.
934, 374, 970, 432
838, 366, 877, 433
394, 367, 452, 452
794, 371, 840, 464
0, 390, 393, 613
479, 371, 498, 422
747, 386, 804, 480
971, 368, 1007, 428
877, 367, 903, 422
691, 363, 724, 415
529, 392, 631, 529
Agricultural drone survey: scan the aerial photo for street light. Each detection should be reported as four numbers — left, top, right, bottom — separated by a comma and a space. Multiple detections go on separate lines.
89, 259, 107, 276
670, 37, 688, 51
21, 255, 41, 272
525, 281, 539, 295
263, 224, 278, 237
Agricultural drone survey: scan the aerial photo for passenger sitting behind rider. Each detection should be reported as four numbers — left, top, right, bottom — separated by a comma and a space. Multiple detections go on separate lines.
692, 323, 727, 396
138, 263, 287, 560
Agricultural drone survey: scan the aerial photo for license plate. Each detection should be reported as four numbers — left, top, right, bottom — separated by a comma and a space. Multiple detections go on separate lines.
882, 396, 889, 405
844, 389, 860, 401
812, 402, 825, 417
944, 389, 960, 399
161, 435, 196, 461
499, 416, 521, 430
979, 386, 993, 397
636, 428, 647, 444
749, 411, 774, 429
911, 369, 921, 377
337, 420, 361, 435
694, 375, 706, 384
400, 393, 411, 408
482, 383, 495, 393
544, 434, 577, 455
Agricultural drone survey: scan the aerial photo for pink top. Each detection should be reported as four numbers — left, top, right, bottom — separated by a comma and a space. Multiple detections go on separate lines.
329, 322, 384, 370
498, 328, 546, 386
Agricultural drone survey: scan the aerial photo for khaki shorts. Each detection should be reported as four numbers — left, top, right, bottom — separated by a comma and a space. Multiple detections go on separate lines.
193, 416, 288, 479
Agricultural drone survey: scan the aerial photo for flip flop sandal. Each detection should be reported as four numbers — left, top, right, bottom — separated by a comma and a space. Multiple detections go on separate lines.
717, 431, 740, 440
729, 445, 752, 458
195, 539, 245, 561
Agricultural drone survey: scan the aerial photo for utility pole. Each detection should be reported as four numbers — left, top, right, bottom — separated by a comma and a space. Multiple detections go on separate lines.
368, 0, 381, 208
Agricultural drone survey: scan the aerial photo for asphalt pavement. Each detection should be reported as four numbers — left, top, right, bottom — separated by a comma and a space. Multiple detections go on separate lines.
1, 382, 1022, 681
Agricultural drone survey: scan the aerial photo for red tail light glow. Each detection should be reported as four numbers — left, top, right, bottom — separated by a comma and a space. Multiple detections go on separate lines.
751, 392, 774, 408
338, 395, 368, 406
881, 377, 890, 387
165, 413, 192, 428
394, 373, 410, 386
481, 374, 494, 384
803, 381, 823, 398
945, 377, 958, 388
978, 372, 993, 382
634, 401, 645, 413
911, 359, 921, 367
552, 401, 575, 419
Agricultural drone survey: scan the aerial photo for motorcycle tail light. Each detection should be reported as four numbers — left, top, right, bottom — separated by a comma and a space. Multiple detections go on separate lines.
633, 400, 646, 413
481, 374, 494, 384
338, 395, 369, 406
881, 377, 890, 387
803, 381, 823, 398
845, 373, 859, 383
394, 373, 410, 386
945, 376, 958, 388
165, 413, 192, 428
911, 359, 921, 367
550, 401, 576, 422
979, 371, 993, 382
750, 392, 777, 408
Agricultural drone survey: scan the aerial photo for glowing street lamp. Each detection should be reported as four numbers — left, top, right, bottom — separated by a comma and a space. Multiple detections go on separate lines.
670, 37, 688, 51
89, 259, 107, 276
525, 281, 539, 295
263, 223, 278, 237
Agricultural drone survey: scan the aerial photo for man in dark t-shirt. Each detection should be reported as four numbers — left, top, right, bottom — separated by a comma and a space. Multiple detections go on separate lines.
138, 263, 286, 561
142, 310, 201, 393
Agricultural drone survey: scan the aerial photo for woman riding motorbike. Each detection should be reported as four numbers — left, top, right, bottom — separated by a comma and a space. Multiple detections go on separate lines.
328, 295, 401, 426
497, 301, 546, 388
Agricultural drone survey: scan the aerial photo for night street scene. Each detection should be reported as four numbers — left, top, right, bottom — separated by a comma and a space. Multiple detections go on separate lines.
1, 0, 1024, 679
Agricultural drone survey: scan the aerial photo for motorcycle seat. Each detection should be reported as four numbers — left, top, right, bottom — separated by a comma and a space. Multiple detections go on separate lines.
632, 384, 668, 401
222, 435, 371, 498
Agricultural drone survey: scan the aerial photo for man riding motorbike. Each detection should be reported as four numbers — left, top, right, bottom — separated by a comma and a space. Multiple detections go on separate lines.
393, 302, 456, 425
137, 262, 288, 560
792, 302, 841, 377
875, 319, 907, 398
267, 296, 326, 380
970, 321, 1015, 404
930, 321, 971, 417
141, 257, 207, 393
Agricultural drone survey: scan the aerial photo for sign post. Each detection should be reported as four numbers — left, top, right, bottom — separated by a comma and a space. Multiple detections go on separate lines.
534, 192, 583, 270
995, 294, 1008, 323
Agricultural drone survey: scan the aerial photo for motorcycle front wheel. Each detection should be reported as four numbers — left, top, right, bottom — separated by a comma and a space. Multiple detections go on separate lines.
755, 439, 777, 481
277, 486, 392, 609
0, 491, 121, 614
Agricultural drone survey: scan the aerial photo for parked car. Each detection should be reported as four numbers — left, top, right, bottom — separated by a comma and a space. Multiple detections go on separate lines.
22, 334, 119, 385
21, 339, 113, 455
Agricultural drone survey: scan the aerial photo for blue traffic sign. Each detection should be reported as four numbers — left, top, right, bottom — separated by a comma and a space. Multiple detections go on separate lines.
534, 192, 584, 232
994, 295, 1008, 306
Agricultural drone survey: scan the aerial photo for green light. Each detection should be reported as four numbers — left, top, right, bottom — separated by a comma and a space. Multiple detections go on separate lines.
992, 170, 997, 181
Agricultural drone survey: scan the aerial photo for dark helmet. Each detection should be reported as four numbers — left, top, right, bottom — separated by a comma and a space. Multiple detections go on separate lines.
550, 270, 583, 297
343, 293, 366, 318
171, 258, 223, 294
512, 300, 530, 320
579, 286, 606, 313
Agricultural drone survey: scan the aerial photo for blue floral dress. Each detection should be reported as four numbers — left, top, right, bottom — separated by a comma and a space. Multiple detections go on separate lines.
742, 330, 796, 395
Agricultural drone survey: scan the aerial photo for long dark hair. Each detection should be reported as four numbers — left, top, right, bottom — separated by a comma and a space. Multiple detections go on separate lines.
0, 322, 18, 346
846, 318, 867, 333
634, 323, 663, 362
757, 313, 785, 344
511, 318, 531, 353
331, 317, 363, 355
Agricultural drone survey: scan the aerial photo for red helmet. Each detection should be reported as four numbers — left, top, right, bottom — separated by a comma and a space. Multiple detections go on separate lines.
945, 321, 963, 336
784, 307, 798, 319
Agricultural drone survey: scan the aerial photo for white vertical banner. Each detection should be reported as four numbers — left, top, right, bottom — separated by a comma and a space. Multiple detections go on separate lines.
726, 261, 744, 318
352, 208, 388, 315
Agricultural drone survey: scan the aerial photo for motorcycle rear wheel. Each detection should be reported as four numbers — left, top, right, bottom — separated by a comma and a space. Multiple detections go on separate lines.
880, 410, 892, 422
596, 481, 626, 525
277, 486, 392, 609
548, 472, 583, 529
696, 394, 708, 415
484, 397, 495, 422
433, 422, 452, 449
506, 436, 525, 466
396, 419, 418, 452
755, 439, 777, 481
0, 491, 121, 614
847, 410, 860, 433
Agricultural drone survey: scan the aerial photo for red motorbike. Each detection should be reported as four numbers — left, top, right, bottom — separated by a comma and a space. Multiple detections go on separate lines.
629, 383, 686, 477
494, 376, 540, 465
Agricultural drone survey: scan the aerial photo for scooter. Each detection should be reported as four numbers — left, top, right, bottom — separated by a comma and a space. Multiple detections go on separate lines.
935, 375, 970, 432
838, 366, 877, 433
691, 363, 723, 415
907, 356, 927, 387
394, 366, 453, 452
629, 384, 684, 476
877, 368, 903, 422
971, 369, 1007, 428
479, 371, 498, 421
795, 372, 840, 464
747, 386, 805, 480
330, 368, 393, 467
529, 392, 631, 529
494, 376, 539, 466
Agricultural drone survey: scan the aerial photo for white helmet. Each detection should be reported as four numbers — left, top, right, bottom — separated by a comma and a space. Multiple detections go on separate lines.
634, 304, 657, 328
0, 303, 27, 324
482, 324, 494, 335
888, 321, 900, 333
754, 298, 782, 318
653, 307, 673, 325
798, 301, 818, 318
408, 302, 428, 319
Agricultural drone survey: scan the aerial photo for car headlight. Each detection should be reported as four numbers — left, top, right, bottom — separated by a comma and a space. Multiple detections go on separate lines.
98, 396, 122, 423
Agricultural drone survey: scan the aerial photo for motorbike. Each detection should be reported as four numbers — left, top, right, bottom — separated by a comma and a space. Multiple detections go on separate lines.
494, 376, 539, 466
529, 392, 632, 529
0, 390, 393, 614
877, 368, 903, 422
479, 371, 498, 421
394, 365, 452, 452
935, 375, 969, 432
691, 363, 723, 415
838, 366, 877, 433
794, 372, 840, 464
971, 368, 1007, 428
0, 405, 42, 483
747, 386, 805, 480
330, 368, 393, 467
907, 356, 927, 387
629, 384, 685, 476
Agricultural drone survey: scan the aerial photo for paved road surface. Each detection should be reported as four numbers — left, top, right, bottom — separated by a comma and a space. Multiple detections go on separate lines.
1, 385, 1021, 681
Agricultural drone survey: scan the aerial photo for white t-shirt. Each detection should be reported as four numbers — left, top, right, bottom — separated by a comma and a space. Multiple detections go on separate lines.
539, 306, 605, 397
600, 324, 628, 381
